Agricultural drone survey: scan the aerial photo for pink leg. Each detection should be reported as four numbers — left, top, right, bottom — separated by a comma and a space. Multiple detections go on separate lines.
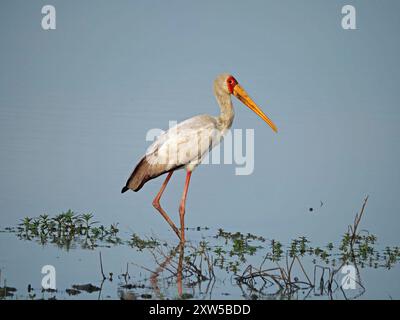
152, 171, 181, 240
179, 171, 192, 242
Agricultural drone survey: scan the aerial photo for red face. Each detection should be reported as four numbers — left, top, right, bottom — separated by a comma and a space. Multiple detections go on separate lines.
226, 76, 238, 94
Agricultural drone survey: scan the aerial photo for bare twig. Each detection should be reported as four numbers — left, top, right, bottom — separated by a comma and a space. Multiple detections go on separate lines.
296, 256, 312, 285
349, 196, 369, 248
327, 196, 369, 297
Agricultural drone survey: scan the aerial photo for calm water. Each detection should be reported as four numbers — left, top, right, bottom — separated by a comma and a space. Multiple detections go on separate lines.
0, 0, 399, 299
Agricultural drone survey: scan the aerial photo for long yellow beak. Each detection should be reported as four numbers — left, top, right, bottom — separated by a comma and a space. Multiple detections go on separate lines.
233, 84, 278, 133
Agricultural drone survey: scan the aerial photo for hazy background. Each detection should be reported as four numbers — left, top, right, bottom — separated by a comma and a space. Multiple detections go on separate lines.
1, 0, 399, 246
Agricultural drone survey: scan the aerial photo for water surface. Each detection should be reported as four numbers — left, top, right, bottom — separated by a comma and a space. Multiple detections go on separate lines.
0, 0, 399, 299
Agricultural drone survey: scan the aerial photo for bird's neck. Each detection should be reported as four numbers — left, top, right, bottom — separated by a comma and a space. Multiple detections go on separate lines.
215, 90, 234, 131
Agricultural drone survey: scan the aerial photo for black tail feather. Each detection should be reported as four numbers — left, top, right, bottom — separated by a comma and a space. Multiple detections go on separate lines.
121, 186, 129, 193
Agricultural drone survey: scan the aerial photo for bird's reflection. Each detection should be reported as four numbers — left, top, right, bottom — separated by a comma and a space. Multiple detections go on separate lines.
146, 238, 366, 300
150, 242, 185, 298
177, 243, 184, 297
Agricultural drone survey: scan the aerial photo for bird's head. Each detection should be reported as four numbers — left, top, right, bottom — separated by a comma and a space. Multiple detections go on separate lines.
214, 73, 278, 133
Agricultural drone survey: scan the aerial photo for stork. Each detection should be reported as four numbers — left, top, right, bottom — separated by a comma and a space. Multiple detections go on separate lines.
122, 74, 277, 242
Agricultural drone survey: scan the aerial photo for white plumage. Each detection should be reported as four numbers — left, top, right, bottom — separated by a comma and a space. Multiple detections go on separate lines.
145, 114, 223, 172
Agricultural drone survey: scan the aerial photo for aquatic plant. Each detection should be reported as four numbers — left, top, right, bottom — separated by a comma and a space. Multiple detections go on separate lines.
15, 210, 122, 250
